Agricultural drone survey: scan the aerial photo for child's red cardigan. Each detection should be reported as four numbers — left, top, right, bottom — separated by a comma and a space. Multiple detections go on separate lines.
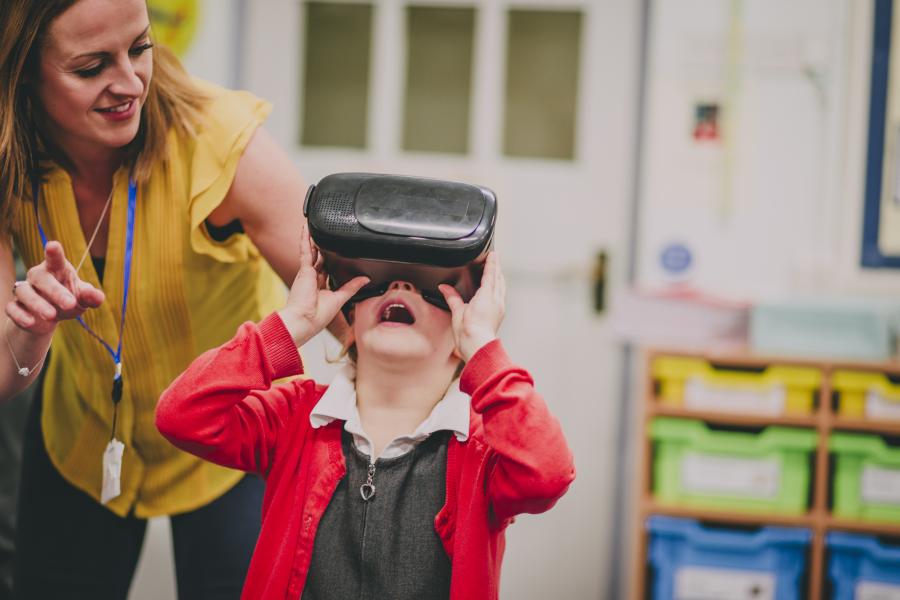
156, 313, 575, 600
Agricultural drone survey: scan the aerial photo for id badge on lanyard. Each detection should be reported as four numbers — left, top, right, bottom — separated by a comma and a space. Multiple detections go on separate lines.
33, 177, 137, 504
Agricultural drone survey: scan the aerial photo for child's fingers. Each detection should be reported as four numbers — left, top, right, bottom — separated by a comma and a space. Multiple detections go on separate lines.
297, 224, 322, 284
479, 252, 498, 295
312, 246, 324, 272
332, 276, 370, 305
439, 285, 466, 344
438, 284, 465, 314
480, 252, 504, 306
319, 276, 368, 323
491, 254, 506, 302
297, 224, 310, 261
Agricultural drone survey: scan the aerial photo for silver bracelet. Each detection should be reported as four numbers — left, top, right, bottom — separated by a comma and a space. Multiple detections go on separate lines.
4, 317, 46, 377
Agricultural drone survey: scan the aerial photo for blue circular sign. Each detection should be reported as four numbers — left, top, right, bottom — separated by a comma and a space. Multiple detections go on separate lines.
660, 243, 693, 274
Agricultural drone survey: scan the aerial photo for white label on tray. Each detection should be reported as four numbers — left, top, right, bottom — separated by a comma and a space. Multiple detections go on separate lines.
856, 580, 900, 600
675, 566, 775, 600
865, 389, 900, 421
861, 465, 900, 505
681, 452, 781, 498
684, 378, 786, 416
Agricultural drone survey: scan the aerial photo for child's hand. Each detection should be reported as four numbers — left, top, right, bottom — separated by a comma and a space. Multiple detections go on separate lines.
278, 224, 369, 347
439, 251, 505, 362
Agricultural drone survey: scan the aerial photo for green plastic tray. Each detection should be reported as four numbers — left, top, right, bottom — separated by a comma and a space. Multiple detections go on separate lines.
650, 417, 818, 514
830, 432, 900, 523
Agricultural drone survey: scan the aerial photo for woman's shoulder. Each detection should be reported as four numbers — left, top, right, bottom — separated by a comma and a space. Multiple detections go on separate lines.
189, 78, 272, 140
172, 77, 271, 176
170, 78, 273, 255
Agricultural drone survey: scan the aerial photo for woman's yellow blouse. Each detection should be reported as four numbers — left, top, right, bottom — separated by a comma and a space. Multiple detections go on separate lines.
12, 81, 286, 517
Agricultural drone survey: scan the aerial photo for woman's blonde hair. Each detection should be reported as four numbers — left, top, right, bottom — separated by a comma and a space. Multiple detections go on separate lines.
0, 0, 208, 237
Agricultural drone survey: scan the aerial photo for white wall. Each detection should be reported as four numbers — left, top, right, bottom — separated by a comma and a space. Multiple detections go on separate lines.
634, 0, 900, 301
179, 0, 239, 88
636, 0, 842, 297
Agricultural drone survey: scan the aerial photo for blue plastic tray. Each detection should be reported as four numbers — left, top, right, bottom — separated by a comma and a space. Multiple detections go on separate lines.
827, 532, 900, 600
647, 515, 811, 600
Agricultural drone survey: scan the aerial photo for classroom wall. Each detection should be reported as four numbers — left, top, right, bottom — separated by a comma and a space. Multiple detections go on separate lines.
634, 0, 900, 300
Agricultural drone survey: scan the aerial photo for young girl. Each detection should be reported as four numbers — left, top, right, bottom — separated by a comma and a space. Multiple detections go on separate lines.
156, 224, 576, 599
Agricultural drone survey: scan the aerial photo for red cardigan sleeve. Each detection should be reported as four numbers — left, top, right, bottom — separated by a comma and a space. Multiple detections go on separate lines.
155, 312, 310, 475
459, 340, 576, 523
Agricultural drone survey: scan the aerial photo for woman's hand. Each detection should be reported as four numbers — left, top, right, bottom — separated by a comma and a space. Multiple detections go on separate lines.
278, 224, 369, 347
439, 251, 506, 362
5, 241, 105, 336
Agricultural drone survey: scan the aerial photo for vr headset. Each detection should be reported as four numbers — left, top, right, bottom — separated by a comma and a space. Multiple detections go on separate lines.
303, 172, 497, 314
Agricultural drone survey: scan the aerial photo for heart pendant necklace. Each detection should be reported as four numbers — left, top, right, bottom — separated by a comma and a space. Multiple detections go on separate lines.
360, 461, 376, 502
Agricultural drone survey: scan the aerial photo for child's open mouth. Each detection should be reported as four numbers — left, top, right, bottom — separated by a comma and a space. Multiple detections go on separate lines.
379, 303, 415, 325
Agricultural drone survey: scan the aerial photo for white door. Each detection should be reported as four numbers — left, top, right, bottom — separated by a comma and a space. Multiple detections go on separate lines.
243, 1, 641, 597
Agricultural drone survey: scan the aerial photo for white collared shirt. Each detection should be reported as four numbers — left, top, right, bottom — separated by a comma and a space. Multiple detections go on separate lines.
309, 364, 470, 461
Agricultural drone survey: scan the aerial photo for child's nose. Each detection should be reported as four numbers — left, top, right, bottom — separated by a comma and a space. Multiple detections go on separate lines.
388, 280, 416, 292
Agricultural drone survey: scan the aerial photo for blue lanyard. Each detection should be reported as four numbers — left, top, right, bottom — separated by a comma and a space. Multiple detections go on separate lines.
32, 178, 137, 405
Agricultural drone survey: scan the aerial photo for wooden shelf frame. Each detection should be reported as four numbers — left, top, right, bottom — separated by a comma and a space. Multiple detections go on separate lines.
629, 348, 900, 600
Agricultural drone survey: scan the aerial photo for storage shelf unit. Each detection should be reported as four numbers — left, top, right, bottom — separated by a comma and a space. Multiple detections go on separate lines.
629, 349, 900, 600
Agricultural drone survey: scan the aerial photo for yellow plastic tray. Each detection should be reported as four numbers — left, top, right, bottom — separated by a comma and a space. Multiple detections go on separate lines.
653, 356, 821, 416
833, 370, 900, 420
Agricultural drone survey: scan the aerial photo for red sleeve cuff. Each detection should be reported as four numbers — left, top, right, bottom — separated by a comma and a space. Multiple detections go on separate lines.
258, 313, 303, 379
460, 339, 512, 394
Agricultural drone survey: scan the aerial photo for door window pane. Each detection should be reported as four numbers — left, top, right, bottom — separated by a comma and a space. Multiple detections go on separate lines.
301, 2, 372, 148
403, 6, 476, 154
504, 10, 582, 160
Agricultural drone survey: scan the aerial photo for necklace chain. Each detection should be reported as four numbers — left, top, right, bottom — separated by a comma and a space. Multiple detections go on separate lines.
75, 184, 115, 274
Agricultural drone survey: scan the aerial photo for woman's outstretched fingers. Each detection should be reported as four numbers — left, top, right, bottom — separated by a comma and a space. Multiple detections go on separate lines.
75, 280, 105, 309
43, 242, 72, 279
11, 281, 56, 321
6, 299, 36, 329
33, 242, 77, 311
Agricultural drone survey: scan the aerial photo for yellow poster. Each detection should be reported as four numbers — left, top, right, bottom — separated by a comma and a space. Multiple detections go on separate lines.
148, 0, 200, 57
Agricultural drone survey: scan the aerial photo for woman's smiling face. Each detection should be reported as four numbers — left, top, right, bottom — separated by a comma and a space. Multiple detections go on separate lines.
35, 0, 153, 158
352, 280, 457, 364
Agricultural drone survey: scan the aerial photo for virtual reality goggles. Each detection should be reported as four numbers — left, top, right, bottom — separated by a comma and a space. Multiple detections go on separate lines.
303, 172, 497, 314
